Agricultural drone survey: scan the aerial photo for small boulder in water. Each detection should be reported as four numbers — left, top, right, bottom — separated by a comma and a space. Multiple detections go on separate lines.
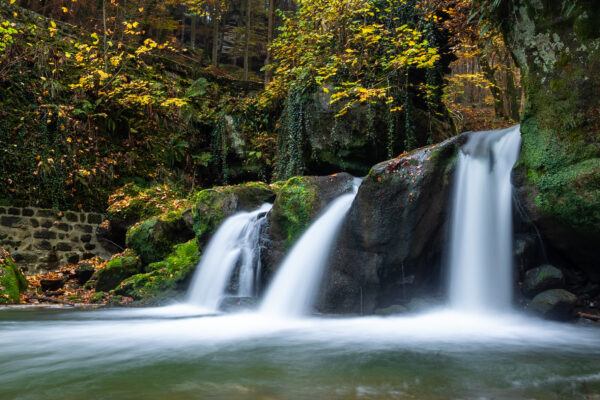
374, 304, 407, 316
219, 296, 258, 312
529, 289, 577, 320
522, 264, 565, 297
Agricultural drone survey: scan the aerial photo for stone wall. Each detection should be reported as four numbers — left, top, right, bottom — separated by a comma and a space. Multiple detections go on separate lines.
0, 207, 115, 274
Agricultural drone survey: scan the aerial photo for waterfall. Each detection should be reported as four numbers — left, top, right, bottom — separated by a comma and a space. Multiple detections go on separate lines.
260, 179, 361, 317
187, 203, 272, 310
448, 125, 522, 312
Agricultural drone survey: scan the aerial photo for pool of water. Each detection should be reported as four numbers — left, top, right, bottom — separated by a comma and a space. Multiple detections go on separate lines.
1, 306, 599, 399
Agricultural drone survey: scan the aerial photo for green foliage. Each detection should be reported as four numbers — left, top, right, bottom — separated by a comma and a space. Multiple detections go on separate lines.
267, 0, 440, 116
0, 2, 241, 210
107, 183, 192, 228
0, 248, 27, 304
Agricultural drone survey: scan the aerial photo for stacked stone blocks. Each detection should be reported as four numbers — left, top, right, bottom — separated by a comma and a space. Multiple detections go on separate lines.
0, 207, 111, 273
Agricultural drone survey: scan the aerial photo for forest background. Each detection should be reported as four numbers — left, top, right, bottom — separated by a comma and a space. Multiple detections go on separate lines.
0, 0, 521, 211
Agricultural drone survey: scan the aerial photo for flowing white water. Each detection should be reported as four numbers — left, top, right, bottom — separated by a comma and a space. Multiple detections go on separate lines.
187, 203, 272, 310
448, 125, 522, 312
260, 179, 361, 317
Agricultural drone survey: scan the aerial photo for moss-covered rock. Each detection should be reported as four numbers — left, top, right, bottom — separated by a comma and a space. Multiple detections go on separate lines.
0, 248, 27, 304
126, 208, 195, 265
528, 289, 578, 321
522, 264, 565, 297
269, 177, 319, 248
107, 184, 192, 228
192, 182, 276, 248
317, 134, 467, 314
114, 240, 200, 304
93, 249, 142, 292
261, 173, 356, 288
486, 0, 600, 280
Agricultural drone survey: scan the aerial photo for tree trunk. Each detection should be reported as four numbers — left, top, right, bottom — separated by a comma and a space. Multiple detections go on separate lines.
265, 0, 275, 84
243, 0, 251, 80
504, 55, 520, 120
211, 3, 220, 67
190, 14, 197, 50
479, 54, 505, 118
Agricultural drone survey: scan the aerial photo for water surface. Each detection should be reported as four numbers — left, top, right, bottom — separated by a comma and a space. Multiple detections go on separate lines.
1, 306, 599, 399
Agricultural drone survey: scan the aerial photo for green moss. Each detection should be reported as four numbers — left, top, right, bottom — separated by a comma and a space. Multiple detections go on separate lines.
114, 240, 200, 304
191, 182, 276, 248
519, 118, 600, 235
272, 176, 319, 248
0, 248, 27, 304
93, 249, 141, 292
90, 291, 106, 303
125, 208, 195, 265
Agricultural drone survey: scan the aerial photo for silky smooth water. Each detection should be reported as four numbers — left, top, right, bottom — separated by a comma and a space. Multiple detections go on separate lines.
260, 179, 361, 316
1, 306, 599, 400
448, 126, 522, 312
187, 203, 272, 310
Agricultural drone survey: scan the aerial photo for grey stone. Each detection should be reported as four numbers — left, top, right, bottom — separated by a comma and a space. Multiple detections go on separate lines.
75, 224, 93, 234
1, 216, 21, 227
84, 243, 96, 251
56, 242, 72, 252
522, 264, 565, 297
0, 207, 5, 214
34, 230, 57, 240
36, 241, 52, 251
30, 219, 39, 228
41, 220, 52, 229
80, 234, 92, 243
57, 223, 69, 232
7, 208, 20, 215
22, 208, 34, 217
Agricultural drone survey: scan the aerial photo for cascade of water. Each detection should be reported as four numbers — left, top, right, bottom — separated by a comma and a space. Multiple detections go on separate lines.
260, 179, 361, 317
187, 203, 272, 310
448, 125, 522, 312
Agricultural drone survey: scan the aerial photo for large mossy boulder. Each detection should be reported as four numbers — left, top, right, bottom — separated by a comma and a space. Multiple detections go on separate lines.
93, 249, 142, 292
261, 173, 356, 287
487, 1, 600, 281
528, 289, 578, 321
318, 134, 468, 314
0, 248, 27, 304
192, 182, 276, 249
126, 209, 195, 265
114, 240, 200, 304
522, 264, 565, 297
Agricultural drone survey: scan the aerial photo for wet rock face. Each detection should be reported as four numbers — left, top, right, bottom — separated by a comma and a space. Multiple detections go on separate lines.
260, 173, 356, 292
318, 133, 469, 314
492, 0, 600, 282
528, 289, 578, 321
